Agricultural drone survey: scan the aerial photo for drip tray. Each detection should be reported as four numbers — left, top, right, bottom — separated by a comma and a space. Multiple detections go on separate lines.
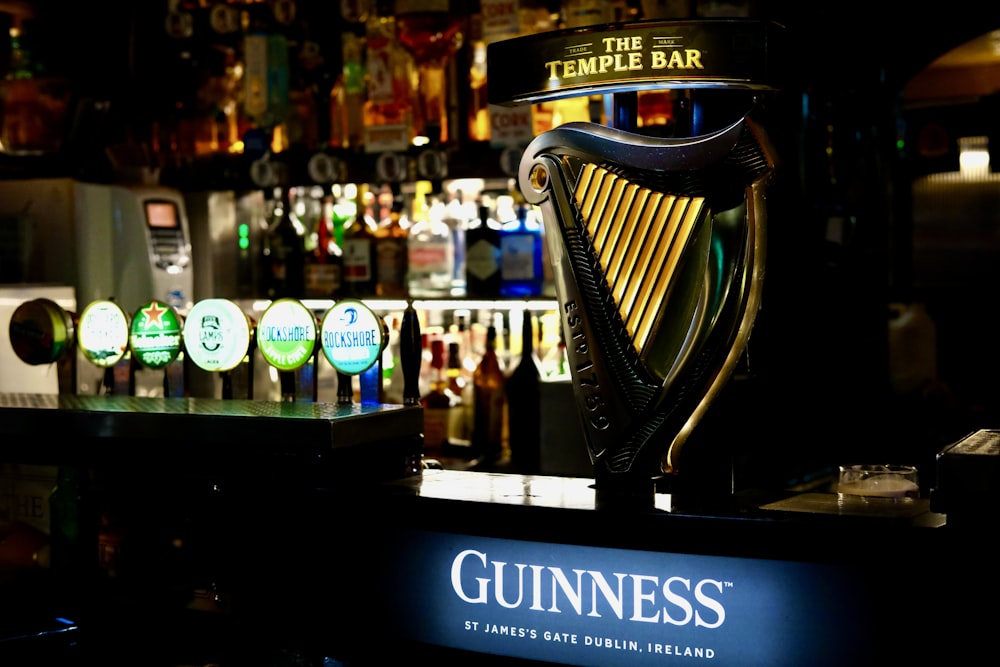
760, 492, 939, 522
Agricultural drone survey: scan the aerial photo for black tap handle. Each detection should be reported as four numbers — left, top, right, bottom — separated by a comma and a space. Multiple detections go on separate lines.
399, 301, 422, 406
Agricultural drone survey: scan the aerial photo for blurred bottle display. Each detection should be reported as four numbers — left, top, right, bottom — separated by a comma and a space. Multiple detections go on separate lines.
499, 197, 544, 297
407, 183, 455, 297
395, 0, 464, 145
373, 188, 411, 297
341, 182, 378, 297
505, 309, 542, 474
421, 336, 452, 462
465, 195, 503, 297
1, 12, 71, 155
262, 187, 307, 299
472, 324, 506, 466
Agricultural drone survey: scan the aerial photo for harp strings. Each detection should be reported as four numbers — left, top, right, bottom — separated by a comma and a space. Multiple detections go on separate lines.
573, 163, 706, 354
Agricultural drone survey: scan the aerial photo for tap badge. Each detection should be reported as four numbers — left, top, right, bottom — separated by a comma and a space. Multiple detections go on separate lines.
256, 298, 317, 372
77, 300, 130, 368
320, 299, 386, 376
129, 300, 183, 369
183, 299, 252, 372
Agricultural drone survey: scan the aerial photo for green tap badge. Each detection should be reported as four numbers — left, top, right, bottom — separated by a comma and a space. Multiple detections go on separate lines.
256, 298, 317, 371
129, 300, 183, 369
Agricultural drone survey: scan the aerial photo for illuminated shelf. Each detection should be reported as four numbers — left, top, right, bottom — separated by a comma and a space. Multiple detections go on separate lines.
253, 297, 560, 315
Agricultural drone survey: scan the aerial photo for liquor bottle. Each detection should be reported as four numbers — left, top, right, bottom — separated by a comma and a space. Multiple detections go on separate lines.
363, 1, 416, 153
506, 309, 542, 474
421, 337, 451, 463
471, 0, 548, 145
341, 183, 378, 297
263, 187, 306, 299
394, 0, 464, 144
446, 340, 472, 451
466, 8, 490, 143
407, 187, 454, 297
472, 324, 506, 467
303, 194, 344, 298
540, 322, 570, 379
381, 315, 403, 403
454, 312, 478, 378
374, 192, 410, 297
444, 188, 471, 297
243, 7, 291, 137
329, 31, 365, 149
465, 196, 503, 297
499, 198, 544, 297
466, 0, 516, 143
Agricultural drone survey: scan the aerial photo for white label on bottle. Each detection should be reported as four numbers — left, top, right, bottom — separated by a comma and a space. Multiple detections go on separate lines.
364, 124, 411, 153
409, 242, 451, 275
489, 104, 533, 148
481, 0, 519, 39
396, 0, 449, 13
366, 36, 394, 106
501, 234, 537, 281
423, 406, 449, 450
244, 34, 269, 118
342, 239, 373, 281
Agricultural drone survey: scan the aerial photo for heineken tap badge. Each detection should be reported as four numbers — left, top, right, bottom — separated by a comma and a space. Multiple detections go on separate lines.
490, 20, 783, 492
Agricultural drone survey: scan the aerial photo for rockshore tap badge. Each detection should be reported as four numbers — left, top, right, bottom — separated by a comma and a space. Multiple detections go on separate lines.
183, 298, 252, 372
256, 298, 317, 371
320, 299, 385, 375
77, 299, 130, 368
129, 300, 183, 369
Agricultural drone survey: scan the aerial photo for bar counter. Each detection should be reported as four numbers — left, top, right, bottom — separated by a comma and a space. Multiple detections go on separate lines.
355, 468, 986, 667
0, 393, 993, 666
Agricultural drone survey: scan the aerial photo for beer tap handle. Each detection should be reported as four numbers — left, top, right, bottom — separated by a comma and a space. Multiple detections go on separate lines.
399, 301, 422, 406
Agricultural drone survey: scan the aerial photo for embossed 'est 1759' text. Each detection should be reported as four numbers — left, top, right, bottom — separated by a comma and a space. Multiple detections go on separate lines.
564, 300, 610, 431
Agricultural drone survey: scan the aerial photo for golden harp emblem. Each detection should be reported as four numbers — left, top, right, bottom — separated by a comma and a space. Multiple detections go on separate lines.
518, 116, 777, 493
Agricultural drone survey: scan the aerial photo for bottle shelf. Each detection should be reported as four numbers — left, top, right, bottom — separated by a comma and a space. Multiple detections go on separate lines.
257, 297, 560, 316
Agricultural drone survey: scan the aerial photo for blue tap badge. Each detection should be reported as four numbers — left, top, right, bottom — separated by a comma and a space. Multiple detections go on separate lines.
319, 299, 386, 376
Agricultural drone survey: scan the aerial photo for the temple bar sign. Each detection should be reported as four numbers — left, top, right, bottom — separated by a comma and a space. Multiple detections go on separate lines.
487, 19, 785, 106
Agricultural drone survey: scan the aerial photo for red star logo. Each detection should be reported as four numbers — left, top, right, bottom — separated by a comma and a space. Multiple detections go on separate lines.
142, 301, 168, 330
